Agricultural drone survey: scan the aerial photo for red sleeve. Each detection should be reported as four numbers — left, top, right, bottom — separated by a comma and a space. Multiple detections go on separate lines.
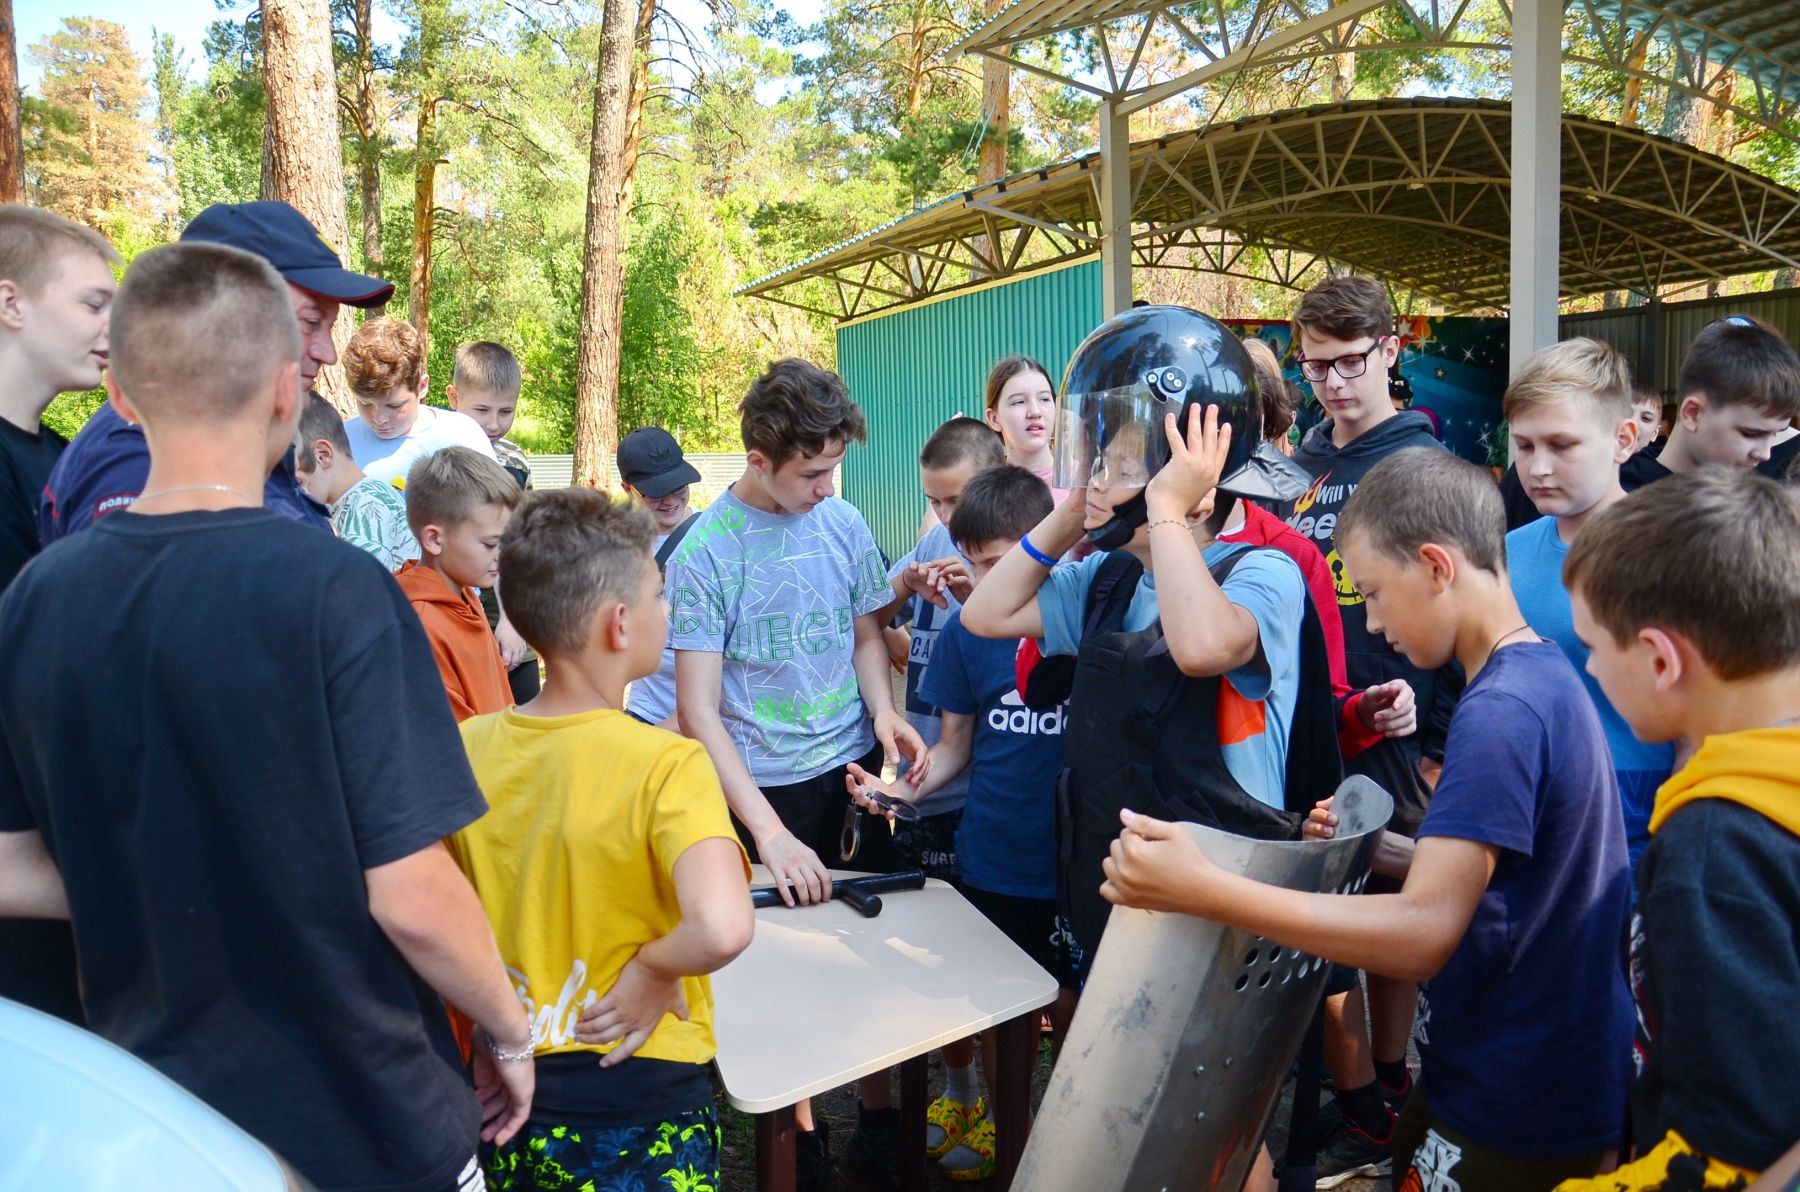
1016, 637, 1042, 695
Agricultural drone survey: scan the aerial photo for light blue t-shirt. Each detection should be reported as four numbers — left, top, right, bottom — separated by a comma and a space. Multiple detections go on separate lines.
1037, 543, 1304, 809
1507, 515, 1674, 872
666, 490, 889, 786
626, 529, 680, 726
889, 521, 969, 816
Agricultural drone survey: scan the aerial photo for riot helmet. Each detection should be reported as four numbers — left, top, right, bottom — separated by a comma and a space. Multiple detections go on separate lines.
1053, 305, 1312, 549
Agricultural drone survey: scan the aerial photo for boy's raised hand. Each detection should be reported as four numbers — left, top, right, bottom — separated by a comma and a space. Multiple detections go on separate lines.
1100, 809, 1219, 915
1357, 679, 1417, 738
1302, 797, 1339, 841
901, 557, 970, 610
1145, 403, 1232, 520
576, 954, 690, 1067
874, 709, 931, 787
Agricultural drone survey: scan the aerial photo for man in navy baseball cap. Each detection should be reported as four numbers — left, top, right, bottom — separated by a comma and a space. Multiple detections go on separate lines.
40, 202, 392, 542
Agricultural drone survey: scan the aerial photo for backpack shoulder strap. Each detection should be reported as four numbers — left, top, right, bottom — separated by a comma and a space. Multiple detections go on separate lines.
655, 512, 702, 571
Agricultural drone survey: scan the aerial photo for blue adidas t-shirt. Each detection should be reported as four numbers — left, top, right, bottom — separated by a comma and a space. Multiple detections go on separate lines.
889, 521, 969, 816
920, 612, 1064, 899
1036, 543, 1303, 809
1414, 640, 1633, 1156
1508, 516, 1674, 873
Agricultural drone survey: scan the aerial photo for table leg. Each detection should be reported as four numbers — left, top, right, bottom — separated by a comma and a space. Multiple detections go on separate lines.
899, 1053, 928, 1192
755, 1103, 797, 1192
993, 1011, 1036, 1189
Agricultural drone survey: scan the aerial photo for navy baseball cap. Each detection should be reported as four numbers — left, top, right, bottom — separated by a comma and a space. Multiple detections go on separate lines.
181, 202, 394, 308
617, 427, 701, 498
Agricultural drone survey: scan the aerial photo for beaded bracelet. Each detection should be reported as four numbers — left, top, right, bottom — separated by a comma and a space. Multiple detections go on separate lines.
484, 1031, 535, 1065
1146, 519, 1189, 534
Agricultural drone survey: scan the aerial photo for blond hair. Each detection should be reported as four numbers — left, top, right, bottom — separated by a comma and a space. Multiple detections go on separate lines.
0, 204, 121, 295
453, 341, 521, 398
345, 317, 426, 399
405, 446, 521, 536
1502, 338, 1633, 424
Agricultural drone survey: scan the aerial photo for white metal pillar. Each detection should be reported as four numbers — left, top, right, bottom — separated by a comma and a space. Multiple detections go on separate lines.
1098, 99, 1133, 317
1510, 0, 1562, 374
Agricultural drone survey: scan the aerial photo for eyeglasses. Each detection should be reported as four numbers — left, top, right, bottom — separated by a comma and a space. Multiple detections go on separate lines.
840, 791, 920, 863
1089, 452, 1152, 489
1296, 339, 1387, 383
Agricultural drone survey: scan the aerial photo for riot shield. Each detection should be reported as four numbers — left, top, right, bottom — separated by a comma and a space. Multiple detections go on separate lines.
1016, 775, 1393, 1192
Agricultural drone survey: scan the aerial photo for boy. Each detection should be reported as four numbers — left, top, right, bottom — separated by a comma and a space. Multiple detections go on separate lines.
343, 317, 494, 487
881, 416, 1008, 884
447, 487, 753, 1192
447, 341, 531, 490
0, 241, 532, 1191
852, 464, 1077, 1182
1504, 339, 1674, 874
618, 424, 703, 730
1283, 274, 1460, 1136
1620, 315, 1800, 490
0, 206, 118, 593
0, 204, 118, 1026
40, 201, 391, 541
293, 390, 419, 572
1101, 447, 1634, 1191
446, 341, 537, 703
399, 446, 519, 721
1626, 384, 1662, 458
1554, 469, 1800, 1190
666, 357, 926, 1188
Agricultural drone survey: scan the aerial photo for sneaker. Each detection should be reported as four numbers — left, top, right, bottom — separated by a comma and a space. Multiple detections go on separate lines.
1313, 1119, 1392, 1190
1378, 1068, 1414, 1110
797, 1119, 833, 1192
926, 1094, 985, 1160
939, 1116, 996, 1182
847, 1105, 902, 1192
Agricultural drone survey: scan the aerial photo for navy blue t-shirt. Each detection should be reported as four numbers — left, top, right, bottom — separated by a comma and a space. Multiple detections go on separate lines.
1414, 640, 1634, 1156
920, 612, 1066, 899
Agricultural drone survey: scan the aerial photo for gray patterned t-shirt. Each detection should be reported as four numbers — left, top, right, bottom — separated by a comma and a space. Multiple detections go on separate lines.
666, 489, 889, 786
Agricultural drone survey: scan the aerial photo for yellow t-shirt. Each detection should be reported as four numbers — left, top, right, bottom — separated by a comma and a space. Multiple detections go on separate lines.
449, 707, 749, 1064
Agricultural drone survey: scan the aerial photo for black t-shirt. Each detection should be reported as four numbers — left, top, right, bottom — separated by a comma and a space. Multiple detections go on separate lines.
0, 415, 67, 592
0, 415, 84, 1023
1631, 798, 1800, 1170
0, 508, 487, 1192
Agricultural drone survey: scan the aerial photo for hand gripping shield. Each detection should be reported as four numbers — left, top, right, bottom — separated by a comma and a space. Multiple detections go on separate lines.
1016, 776, 1394, 1192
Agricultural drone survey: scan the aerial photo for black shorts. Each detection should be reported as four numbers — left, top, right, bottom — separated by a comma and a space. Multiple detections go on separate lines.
892, 806, 961, 883
1392, 1080, 1609, 1191
737, 744, 902, 874
958, 882, 1085, 990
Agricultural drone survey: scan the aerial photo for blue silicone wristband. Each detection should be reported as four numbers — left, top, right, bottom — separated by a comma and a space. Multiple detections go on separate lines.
1019, 536, 1057, 567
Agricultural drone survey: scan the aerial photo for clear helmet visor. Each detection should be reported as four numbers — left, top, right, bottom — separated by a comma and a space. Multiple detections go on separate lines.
1052, 383, 1180, 491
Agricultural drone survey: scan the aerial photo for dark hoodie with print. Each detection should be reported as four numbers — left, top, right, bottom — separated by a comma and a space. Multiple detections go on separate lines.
1280, 410, 1460, 833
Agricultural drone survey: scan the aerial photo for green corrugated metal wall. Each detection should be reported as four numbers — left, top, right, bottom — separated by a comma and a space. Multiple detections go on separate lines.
838, 260, 1104, 562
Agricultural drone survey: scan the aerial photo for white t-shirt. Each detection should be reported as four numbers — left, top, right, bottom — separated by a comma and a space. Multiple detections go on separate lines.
344, 405, 496, 487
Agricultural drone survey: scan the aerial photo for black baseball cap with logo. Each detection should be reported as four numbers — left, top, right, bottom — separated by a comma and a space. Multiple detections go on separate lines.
181, 202, 394, 308
617, 427, 702, 498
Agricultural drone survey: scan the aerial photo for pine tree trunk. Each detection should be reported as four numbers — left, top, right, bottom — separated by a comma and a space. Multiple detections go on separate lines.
572, 0, 635, 489
0, 0, 21, 204
263, 0, 354, 404
620, 0, 655, 198
408, 100, 436, 353
356, 0, 382, 275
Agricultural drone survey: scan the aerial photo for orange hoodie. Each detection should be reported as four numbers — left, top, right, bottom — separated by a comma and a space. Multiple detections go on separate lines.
395, 560, 512, 722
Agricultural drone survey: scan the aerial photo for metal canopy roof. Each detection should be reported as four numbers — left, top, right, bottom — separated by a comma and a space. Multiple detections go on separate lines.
737, 97, 1800, 320
947, 0, 1800, 139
